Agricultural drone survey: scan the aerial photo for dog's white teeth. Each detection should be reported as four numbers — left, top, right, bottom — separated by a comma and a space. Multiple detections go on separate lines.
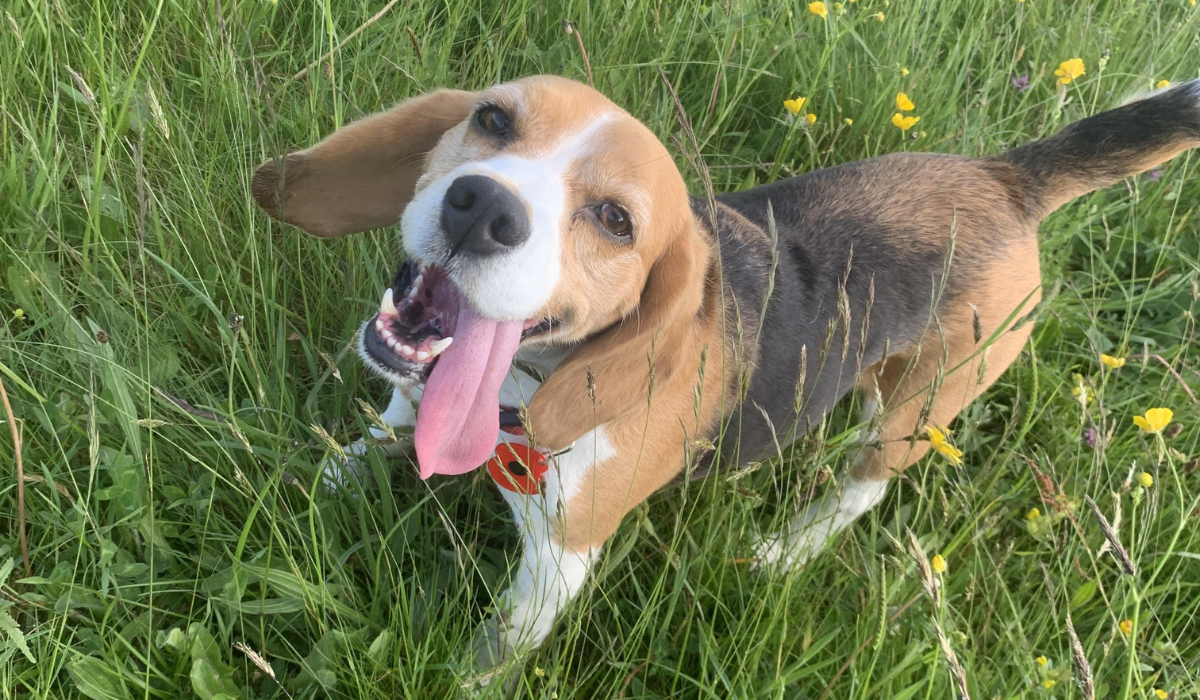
386, 337, 399, 349
429, 336, 454, 356
415, 350, 430, 361
408, 275, 424, 299
399, 344, 415, 357
381, 288, 398, 316
375, 319, 385, 332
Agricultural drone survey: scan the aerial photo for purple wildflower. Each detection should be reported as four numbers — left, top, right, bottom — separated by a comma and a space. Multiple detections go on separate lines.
1082, 426, 1097, 449
1144, 168, 1163, 182
1011, 74, 1031, 92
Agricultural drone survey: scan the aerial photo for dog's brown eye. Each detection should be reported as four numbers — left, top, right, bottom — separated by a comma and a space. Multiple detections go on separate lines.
596, 203, 632, 237
476, 106, 511, 136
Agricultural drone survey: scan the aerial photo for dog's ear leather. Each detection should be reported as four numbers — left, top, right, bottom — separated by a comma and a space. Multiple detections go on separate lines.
252, 89, 477, 238
527, 220, 714, 450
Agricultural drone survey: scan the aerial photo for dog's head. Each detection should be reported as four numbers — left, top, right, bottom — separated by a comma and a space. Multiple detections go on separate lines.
253, 76, 713, 476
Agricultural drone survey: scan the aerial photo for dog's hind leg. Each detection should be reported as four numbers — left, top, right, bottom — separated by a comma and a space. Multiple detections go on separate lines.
758, 241, 1042, 570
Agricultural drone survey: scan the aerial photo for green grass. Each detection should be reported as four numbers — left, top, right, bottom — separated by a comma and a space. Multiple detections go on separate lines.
2, 0, 1199, 697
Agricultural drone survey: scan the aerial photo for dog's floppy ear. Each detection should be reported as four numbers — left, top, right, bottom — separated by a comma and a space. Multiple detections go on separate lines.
527, 223, 714, 449
252, 89, 477, 238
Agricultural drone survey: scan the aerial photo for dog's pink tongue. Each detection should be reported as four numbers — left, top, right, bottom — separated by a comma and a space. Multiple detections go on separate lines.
414, 298, 524, 479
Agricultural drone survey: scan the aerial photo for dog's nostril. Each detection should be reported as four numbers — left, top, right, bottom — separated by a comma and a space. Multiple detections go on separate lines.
489, 216, 517, 245
446, 185, 475, 210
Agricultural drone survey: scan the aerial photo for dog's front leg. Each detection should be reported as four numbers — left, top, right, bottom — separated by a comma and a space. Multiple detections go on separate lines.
323, 382, 421, 489
469, 447, 597, 676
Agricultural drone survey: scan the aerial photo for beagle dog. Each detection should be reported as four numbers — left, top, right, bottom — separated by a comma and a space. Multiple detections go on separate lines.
253, 76, 1200, 665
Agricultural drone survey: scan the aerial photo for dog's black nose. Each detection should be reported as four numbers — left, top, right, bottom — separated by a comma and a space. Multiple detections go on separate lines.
441, 175, 530, 256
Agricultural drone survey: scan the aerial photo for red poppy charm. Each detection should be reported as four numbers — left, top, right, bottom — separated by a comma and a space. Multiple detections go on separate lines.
487, 442, 549, 495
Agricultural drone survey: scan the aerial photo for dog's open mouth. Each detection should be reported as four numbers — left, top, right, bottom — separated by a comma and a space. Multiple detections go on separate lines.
360, 260, 555, 479
362, 261, 553, 380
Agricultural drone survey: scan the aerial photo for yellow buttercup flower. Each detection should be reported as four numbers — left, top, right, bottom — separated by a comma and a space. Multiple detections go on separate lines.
1027, 507, 1041, 520
1100, 353, 1125, 369
896, 91, 915, 111
931, 553, 947, 574
783, 97, 807, 115
1156, 690, 1169, 699
534, 666, 545, 677
1133, 407, 1173, 434
891, 113, 920, 131
874, 11, 885, 21
1036, 655, 1048, 667
1119, 619, 1133, 635
901, 67, 910, 76
1156, 79, 1171, 89
843, 117, 853, 125
809, 1, 828, 19
1138, 472, 1154, 488
925, 424, 963, 466
805, 113, 817, 124
1043, 679, 1056, 689
1055, 58, 1086, 85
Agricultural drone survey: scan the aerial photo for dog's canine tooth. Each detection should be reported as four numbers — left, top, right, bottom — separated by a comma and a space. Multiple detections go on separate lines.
381, 288, 399, 315
408, 274, 424, 298
429, 336, 453, 356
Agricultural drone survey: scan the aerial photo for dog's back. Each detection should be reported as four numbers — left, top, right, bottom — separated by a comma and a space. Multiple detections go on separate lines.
705, 81, 1200, 469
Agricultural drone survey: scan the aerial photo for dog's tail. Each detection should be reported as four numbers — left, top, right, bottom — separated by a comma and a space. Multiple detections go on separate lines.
1003, 79, 1200, 218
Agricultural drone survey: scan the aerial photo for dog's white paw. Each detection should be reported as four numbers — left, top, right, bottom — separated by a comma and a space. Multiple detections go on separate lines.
751, 506, 828, 573
459, 616, 520, 691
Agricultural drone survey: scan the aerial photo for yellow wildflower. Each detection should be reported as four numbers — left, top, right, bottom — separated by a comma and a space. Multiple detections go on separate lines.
1156, 79, 1171, 89
12, 308, 24, 320
1043, 679, 1056, 689
896, 91, 915, 111
931, 554, 947, 574
925, 424, 963, 466
843, 117, 853, 125
1156, 690, 1169, 699
783, 97, 807, 115
874, 11, 885, 21
1119, 619, 1133, 635
891, 113, 920, 131
1036, 655, 1048, 667
901, 67, 910, 76
1027, 507, 1041, 520
1133, 407, 1173, 434
1138, 472, 1153, 488
805, 112, 817, 124
1055, 58, 1086, 85
809, 1, 828, 19
1100, 353, 1125, 369
534, 666, 545, 677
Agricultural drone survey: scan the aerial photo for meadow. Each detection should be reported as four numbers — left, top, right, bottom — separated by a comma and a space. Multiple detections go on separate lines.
1, 0, 1199, 697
